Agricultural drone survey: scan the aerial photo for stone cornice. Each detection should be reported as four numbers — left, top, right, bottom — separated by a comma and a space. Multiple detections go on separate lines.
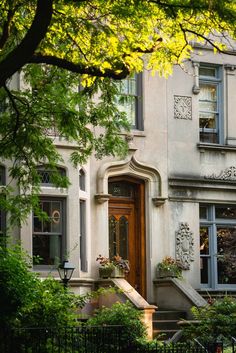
169, 176, 236, 191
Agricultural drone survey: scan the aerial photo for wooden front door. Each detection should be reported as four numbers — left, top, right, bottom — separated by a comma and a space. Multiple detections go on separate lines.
108, 177, 146, 298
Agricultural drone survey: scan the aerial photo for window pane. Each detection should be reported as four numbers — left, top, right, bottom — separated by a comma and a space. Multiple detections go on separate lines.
200, 206, 207, 219
129, 77, 136, 95
199, 131, 218, 143
108, 181, 134, 197
115, 75, 138, 127
79, 169, 86, 191
217, 227, 236, 284
109, 215, 128, 260
37, 167, 66, 186
119, 80, 129, 95
215, 206, 236, 219
119, 216, 128, 259
80, 200, 87, 272
116, 96, 136, 126
199, 113, 216, 128
109, 215, 117, 257
43, 201, 50, 216
200, 257, 209, 284
199, 84, 217, 101
199, 101, 217, 112
200, 227, 209, 255
199, 67, 217, 77
34, 217, 42, 232
33, 234, 61, 265
51, 202, 61, 233
199, 77, 219, 143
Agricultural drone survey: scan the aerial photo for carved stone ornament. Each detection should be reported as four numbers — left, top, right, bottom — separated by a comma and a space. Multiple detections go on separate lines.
176, 222, 194, 270
205, 166, 236, 181
94, 194, 111, 204
174, 95, 192, 120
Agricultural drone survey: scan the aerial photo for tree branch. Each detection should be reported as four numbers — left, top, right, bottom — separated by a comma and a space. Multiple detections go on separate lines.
0, 0, 53, 87
29, 54, 130, 79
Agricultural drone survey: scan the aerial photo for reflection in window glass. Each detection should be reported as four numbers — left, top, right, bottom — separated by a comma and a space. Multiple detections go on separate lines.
200, 227, 209, 255
200, 204, 236, 288
215, 206, 236, 219
200, 227, 210, 285
217, 227, 236, 284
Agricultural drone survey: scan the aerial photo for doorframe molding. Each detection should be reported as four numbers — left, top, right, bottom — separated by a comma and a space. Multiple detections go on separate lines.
95, 155, 165, 204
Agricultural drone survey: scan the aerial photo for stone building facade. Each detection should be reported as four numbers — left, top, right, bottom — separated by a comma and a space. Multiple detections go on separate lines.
3, 46, 236, 305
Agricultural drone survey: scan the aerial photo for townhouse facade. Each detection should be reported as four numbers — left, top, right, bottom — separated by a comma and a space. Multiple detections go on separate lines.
3, 45, 236, 305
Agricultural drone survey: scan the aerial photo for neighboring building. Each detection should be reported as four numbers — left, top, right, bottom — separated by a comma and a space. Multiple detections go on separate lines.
3, 45, 236, 305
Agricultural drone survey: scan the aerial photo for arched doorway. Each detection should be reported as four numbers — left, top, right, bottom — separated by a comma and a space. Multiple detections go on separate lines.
108, 176, 146, 298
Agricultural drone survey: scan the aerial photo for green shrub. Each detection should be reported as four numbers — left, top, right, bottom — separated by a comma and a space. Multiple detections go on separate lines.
182, 296, 236, 343
0, 244, 38, 329
86, 301, 147, 345
18, 277, 79, 328
0, 242, 83, 330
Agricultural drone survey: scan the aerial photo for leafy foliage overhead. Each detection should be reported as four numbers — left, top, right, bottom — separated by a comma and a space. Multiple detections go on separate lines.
0, 0, 236, 222
1, 0, 236, 84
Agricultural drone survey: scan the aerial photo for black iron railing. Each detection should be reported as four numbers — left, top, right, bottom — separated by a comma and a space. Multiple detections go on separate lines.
0, 326, 226, 353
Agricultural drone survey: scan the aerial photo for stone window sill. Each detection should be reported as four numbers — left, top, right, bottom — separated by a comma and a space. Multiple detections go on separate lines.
197, 143, 236, 153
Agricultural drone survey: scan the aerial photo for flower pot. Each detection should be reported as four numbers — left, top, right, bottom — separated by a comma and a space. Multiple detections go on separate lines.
111, 266, 125, 278
156, 268, 181, 278
99, 267, 114, 278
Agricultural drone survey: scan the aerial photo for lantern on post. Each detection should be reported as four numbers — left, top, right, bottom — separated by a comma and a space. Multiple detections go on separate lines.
58, 260, 75, 289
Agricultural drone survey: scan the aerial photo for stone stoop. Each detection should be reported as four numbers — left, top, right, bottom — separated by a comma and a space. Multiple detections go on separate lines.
152, 309, 187, 341
197, 290, 236, 302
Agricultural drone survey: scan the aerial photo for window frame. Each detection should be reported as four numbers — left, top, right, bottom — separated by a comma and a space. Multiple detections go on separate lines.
33, 197, 66, 269
199, 64, 223, 144
116, 74, 143, 131
200, 204, 236, 289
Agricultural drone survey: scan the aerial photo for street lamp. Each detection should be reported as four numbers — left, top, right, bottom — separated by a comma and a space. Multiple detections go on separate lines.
58, 260, 75, 289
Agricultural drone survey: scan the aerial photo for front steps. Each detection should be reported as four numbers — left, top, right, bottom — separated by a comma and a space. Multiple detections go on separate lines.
198, 290, 236, 302
152, 309, 186, 341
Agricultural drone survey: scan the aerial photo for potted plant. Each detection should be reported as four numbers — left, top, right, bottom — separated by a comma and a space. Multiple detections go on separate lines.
96, 254, 130, 278
96, 255, 115, 278
112, 255, 130, 277
156, 256, 183, 278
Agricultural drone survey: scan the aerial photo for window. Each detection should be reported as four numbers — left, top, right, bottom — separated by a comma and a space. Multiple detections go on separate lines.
79, 169, 86, 191
115, 74, 143, 130
80, 200, 87, 271
37, 166, 66, 186
200, 204, 236, 288
199, 65, 222, 143
33, 198, 65, 266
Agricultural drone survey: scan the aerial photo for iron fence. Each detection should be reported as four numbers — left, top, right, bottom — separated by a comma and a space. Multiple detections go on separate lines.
0, 326, 225, 353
